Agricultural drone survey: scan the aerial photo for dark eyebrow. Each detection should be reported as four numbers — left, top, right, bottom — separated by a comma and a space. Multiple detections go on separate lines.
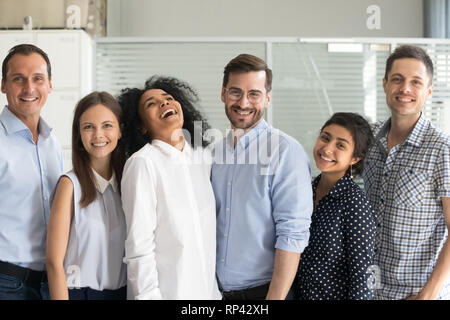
336, 137, 351, 145
9, 73, 25, 78
80, 120, 114, 126
228, 87, 263, 93
321, 131, 351, 145
10, 72, 46, 78
390, 73, 424, 81
143, 93, 171, 104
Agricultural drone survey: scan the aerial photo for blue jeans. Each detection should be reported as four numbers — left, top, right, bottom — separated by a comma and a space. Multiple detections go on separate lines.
0, 273, 49, 300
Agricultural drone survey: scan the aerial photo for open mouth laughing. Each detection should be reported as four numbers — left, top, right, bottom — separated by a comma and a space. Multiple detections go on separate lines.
160, 108, 178, 119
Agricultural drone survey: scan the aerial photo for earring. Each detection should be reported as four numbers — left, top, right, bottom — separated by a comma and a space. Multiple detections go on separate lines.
350, 165, 353, 179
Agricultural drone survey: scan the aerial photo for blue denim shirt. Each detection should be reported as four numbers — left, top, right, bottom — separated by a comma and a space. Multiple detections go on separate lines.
211, 120, 313, 291
0, 106, 62, 271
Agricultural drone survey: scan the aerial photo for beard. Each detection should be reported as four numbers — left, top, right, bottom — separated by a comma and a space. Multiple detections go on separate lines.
225, 104, 265, 131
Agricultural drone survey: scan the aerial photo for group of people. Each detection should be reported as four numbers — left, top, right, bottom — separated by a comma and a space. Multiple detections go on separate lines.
0, 42, 449, 300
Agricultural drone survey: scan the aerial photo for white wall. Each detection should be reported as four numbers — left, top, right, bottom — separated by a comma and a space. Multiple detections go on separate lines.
0, 0, 96, 29
107, 0, 423, 38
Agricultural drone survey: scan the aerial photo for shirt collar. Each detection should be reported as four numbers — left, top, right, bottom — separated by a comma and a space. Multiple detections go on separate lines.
376, 112, 427, 148
0, 106, 52, 139
404, 112, 427, 147
313, 173, 353, 200
226, 119, 269, 150
92, 168, 118, 194
151, 138, 193, 158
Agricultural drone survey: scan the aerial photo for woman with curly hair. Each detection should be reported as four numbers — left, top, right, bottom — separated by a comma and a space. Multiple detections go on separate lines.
118, 76, 221, 300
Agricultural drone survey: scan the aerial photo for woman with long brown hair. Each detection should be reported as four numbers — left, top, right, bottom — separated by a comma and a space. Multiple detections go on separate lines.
46, 91, 127, 300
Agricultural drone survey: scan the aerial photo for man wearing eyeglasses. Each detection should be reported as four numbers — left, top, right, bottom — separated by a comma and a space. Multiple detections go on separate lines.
211, 54, 313, 300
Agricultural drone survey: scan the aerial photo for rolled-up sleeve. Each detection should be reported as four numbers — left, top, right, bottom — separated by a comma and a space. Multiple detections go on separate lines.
271, 138, 313, 253
121, 155, 162, 300
434, 140, 450, 199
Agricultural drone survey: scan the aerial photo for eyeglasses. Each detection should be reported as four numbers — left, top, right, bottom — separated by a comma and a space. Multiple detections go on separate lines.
224, 88, 264, 104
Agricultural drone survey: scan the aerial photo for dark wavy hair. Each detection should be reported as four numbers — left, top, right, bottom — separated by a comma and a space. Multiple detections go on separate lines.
72, 91, 126, 208
117, 76, 211, 157
320, 112, 374, 177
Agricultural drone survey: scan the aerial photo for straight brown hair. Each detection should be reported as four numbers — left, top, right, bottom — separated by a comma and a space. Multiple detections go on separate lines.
222, 53, 273, 92
72, 91, 125, 208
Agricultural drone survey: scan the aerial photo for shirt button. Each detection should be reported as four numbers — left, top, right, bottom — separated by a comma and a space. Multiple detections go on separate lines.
224, 234, 228, 237
226, 208, 230, 212
221, 259, 224, 263
228, 182, 231, 186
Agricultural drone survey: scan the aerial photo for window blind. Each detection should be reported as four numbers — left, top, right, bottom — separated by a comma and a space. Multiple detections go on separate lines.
95, 41, 266, 134
95, 39, 450, 176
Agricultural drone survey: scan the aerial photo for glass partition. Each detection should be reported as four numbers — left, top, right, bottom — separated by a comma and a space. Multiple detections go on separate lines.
95, 38, 450, 175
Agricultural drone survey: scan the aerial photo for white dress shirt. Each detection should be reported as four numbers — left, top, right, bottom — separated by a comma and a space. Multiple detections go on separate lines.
63, 169, 127, 291
121, 140, 221, 300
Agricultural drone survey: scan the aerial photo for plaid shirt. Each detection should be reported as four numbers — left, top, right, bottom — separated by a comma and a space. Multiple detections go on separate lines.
363, 113, 450, 300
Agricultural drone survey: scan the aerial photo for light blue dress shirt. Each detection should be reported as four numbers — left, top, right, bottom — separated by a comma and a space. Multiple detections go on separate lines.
211, 119, 313, 291
0, 106, 62, 271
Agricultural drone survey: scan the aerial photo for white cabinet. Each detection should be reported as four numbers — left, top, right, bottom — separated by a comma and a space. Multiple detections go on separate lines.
40, 90, 80, 147
36, 33, 81, 88
0, 30, 93, 171
0, 33, 34, 60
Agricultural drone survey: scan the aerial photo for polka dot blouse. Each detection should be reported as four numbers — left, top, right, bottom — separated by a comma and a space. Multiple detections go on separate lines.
294, 173, 376, 300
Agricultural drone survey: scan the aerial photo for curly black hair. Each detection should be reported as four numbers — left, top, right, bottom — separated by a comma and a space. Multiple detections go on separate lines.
117, 76, 211, 158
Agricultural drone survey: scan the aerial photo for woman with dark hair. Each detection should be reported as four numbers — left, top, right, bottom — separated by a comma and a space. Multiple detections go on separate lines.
118, 76, 211, 157
118, 76, 221, 300
46, 91, 127, 300
294, 112, 376, 300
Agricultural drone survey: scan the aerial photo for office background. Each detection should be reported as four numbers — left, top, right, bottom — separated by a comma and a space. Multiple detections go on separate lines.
0, 0, 449, 174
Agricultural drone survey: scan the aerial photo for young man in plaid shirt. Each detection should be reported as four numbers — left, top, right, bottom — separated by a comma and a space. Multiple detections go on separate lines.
363, 45, 450, 300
